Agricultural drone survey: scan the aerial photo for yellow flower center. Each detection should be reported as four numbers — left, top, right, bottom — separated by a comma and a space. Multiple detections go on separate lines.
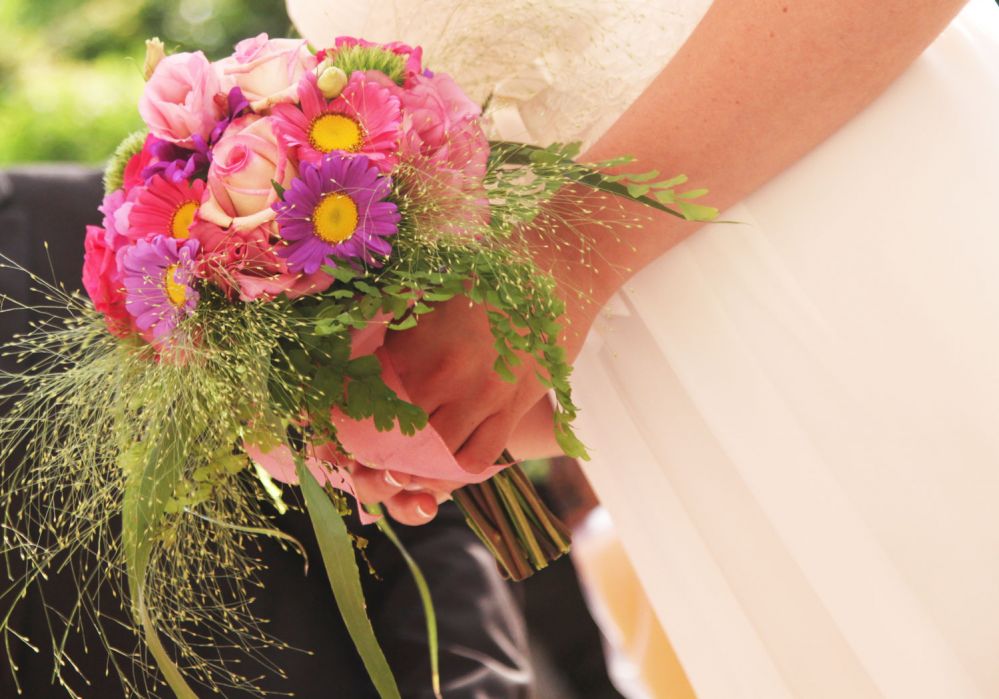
309, 113, 363, 153
170, 201, 198, 239
164, 264, 187, 307
312, 192, 359, 243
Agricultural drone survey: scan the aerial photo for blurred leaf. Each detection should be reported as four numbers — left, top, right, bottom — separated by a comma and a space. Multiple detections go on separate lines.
298, 462, 401, 699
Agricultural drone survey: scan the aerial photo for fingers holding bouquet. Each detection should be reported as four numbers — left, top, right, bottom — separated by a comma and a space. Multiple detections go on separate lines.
348, 460, 462, 526
384, 294, 548, 476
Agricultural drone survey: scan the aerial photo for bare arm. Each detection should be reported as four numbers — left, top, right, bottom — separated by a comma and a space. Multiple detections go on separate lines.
383, 0, 970, 484
559, 0, 968, 315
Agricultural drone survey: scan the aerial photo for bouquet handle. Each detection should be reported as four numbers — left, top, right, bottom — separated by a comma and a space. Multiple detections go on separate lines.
453, 452, 572, 581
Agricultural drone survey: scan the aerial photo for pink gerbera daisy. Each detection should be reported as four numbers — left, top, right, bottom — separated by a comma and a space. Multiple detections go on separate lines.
127, 175, 206, 242
271, 72, 401, 173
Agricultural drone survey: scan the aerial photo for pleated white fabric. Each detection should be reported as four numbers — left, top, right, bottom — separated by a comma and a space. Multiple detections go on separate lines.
571, 2, 999, 696
287, 0, 999, 695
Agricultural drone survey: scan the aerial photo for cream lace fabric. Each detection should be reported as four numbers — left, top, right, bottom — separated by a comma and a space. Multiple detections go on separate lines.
286, 0, 710, 146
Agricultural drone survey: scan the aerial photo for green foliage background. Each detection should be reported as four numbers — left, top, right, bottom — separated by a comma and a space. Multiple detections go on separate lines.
0, 0, 295, 165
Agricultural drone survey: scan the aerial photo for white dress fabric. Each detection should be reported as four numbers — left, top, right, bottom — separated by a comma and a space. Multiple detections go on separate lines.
287, 1, 999, 696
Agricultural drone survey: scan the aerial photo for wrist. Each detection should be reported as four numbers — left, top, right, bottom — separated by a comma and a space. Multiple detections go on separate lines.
521, 185, 633, 360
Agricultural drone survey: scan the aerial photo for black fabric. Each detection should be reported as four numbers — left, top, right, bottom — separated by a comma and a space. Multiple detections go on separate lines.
0, 166, 531, 699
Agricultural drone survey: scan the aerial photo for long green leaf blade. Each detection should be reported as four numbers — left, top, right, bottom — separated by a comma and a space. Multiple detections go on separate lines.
122, 427, 198, 699
297, 462, 401, 699
371, 506, 442, 699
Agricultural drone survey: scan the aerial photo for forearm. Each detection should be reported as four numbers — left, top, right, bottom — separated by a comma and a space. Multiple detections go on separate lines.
544, 0, 967, 346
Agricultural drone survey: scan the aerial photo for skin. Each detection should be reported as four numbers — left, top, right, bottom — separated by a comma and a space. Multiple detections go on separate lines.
366, 0, 970, 524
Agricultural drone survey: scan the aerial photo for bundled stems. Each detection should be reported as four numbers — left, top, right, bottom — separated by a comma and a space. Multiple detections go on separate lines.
453, 452, 572, 581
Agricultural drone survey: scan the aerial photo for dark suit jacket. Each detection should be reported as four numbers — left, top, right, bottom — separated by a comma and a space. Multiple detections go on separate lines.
0, 166, 531, 699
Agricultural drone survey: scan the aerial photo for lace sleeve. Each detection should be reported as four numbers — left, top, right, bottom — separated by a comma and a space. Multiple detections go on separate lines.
286, 0, 711, 146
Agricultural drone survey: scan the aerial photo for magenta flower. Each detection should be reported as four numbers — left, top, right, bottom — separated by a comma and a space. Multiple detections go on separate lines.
127, 175, 206, 242
273, 154, 400, 274
271, 71, 401, 172
121, 235, 200, 339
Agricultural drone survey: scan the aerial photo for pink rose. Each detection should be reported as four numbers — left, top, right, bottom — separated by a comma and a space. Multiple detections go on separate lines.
190, 220, 333, 302
401, 72, 481, 152
216, 34, 317, 109
82, 225, 132, 336
397, 73, 490, 231
139, 51, 224, 147
199, 114, 294, 231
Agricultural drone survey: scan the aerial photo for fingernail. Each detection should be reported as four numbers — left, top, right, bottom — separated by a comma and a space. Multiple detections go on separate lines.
403, 482, 423, 492
384, 471, 403, 488
415, 504, 432, 519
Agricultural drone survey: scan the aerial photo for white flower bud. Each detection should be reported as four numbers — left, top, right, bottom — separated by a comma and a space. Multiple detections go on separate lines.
316, 66, 348, 99
143, 37, 167, 81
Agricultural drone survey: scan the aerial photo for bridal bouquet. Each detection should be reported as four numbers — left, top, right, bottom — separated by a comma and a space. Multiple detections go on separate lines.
0, 33, 715, 698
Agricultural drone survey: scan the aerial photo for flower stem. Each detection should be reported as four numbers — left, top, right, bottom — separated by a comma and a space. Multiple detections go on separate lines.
453, 453, 571, 581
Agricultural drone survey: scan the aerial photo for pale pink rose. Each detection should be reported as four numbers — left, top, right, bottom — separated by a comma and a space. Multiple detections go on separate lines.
216, 33, 317, 109
200, 114, 294, 231
139, 51, 224, 147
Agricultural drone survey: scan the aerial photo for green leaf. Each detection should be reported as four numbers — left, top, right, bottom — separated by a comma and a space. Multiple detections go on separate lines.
653, 190, 676, 205
345, 380, 375, 417
354, 280, 382, 297
388, 315, 418, 331
554, 423, 589, 460
678, 187, 710, 199
383, 294, 410, 319
528, 148, 561, 164
422, 291, 455, 302
271, 179, 287, 200
122, 425, 199, 699
678, 201, 720, 221
314, 319, 340, 336
626, 169, 661, 182
325, 265, 359, 283
370, 506, 442, 699
347, 355, 383, 378
359, 295, 382, 319
626, 183, 651, 198
298, 462, 401, 699
493, 356, 516, 382
650, 174, 689, 189
395, 402, 428, 435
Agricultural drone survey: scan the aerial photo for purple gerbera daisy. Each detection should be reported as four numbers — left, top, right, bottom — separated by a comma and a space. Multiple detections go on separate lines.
273, 153, 400, 274
120, 235, 200, 339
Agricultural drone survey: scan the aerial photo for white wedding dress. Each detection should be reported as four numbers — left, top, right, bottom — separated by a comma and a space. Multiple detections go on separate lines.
288, 1, 999, 696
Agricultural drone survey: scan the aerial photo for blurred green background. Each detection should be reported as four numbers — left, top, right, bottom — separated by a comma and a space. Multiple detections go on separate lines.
0, 0, 294, 165
3, 0, 996, 166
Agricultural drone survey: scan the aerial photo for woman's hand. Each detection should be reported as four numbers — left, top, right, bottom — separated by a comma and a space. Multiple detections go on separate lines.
348, 460, 464, 526
381, 294, 555, 474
